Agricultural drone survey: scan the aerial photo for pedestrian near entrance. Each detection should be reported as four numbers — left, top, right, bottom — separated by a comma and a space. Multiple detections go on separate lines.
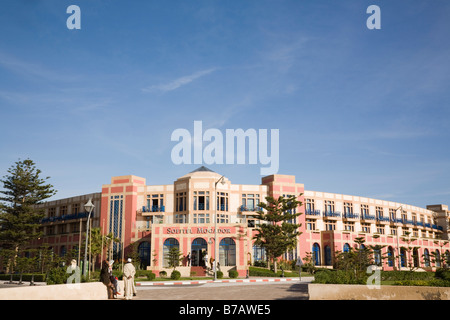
186, 252, 191, 266
204, 252, 209, 270
100, 260, 114, 299
123, 258, 136, 300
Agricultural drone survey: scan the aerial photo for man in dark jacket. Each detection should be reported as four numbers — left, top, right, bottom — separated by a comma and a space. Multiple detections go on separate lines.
100, 260, 114, 299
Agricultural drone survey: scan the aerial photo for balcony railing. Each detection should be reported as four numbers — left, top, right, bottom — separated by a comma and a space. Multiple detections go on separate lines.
361, 214, 376, 221
305, 209, 321, 216
240, 205, 261, 212
343, 212, 359, 219
323, 211, 341, 218
41, 211, 92, 224
376, 216, 390, 222
142, 205, 165, 213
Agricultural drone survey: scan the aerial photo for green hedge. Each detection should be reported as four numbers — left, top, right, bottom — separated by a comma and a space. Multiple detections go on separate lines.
313, 270, 367, 285
381, 271, 435, 281
249, 267, 297, 278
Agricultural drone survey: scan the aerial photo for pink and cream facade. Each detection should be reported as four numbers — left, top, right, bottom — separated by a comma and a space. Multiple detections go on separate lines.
37, 167, 450, 276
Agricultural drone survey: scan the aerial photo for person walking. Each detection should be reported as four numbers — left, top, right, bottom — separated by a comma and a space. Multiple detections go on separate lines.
186, 252, 191, 266
123, 258, 136, 300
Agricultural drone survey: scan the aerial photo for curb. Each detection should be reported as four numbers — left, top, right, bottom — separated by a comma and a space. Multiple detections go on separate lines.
136, 277, 306, 286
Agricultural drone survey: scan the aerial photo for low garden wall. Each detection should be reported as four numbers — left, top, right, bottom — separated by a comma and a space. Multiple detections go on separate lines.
309, 283, 450, 300
0, 280, 125, 300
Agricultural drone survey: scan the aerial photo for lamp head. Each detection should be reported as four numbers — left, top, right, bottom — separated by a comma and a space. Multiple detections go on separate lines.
84, 198, 95, 212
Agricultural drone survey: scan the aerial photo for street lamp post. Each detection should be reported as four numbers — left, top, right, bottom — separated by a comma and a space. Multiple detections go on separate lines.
83, 198, 95, 277
214, 176, 225, 281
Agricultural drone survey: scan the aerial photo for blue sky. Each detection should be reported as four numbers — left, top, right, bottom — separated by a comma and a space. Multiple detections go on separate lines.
0, 0, 449, 208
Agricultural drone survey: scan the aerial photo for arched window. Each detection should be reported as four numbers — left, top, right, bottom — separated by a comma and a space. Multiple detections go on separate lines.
424, 249, 430, 267
373, 247, 382, 266
191, 238, 208, 267
387, 246, 394, 267
343, 243, 350, 253
324, 245, 332, 266
163, 238, 179, 268
400, 248, 406, 268
312, 243, 321, 266
413, 248, 419, 268
219, 238, 236, 266
138, 241, 151, 269
435, 250, 441, 268
445, 250, 450, 267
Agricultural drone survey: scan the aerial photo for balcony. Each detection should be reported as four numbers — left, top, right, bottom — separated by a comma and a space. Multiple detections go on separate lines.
376, 216, 390, 223
306, 209, 321, 217
240, 205, 261, 212
142, 205, 165, 213
41, 211, 92, 224
343, 212, 359, 220
361, 214, 376, 221
390, 217, 403, 224
323, 211, 341, 219
402, 219, 414, 225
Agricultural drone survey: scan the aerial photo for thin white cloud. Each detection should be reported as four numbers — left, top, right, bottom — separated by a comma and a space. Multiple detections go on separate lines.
142, 68, 217, 93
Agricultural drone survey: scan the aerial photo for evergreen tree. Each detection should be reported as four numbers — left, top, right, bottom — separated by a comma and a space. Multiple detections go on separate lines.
0, 159, 56, 271
253, 195, 303, 273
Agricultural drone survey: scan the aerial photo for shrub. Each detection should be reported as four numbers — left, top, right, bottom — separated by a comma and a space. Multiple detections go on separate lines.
216, 271, 223, 279
171, 270, 181, 280
46, 267, 69, 285
313, 269, 365, 285
228, 270, 239, 278
381, 271, 434, 282
159, 271, 167, 278
146, 272, 156, 280
435, 269, 450, 281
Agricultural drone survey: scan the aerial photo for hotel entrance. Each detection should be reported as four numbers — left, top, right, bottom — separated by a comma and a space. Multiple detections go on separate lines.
191, 238, 208, 267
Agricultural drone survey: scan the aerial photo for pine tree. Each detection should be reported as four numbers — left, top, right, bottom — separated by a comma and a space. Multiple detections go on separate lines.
253, 195, 303, 273
0, 159, 56, 271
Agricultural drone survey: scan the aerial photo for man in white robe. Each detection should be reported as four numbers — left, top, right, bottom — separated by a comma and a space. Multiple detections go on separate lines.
123, 258, 136, 300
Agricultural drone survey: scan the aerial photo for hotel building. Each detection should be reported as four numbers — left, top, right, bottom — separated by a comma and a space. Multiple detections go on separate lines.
34, 167, 450, 276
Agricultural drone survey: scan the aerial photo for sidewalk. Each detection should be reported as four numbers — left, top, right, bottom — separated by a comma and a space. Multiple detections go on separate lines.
136, 276, 314, 286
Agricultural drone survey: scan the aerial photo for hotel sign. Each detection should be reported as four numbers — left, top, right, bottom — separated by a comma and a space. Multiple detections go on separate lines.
166, 227, 232, 235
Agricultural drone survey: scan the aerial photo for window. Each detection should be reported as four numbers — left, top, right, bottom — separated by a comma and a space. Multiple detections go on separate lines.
312, 243, 321, 266
361, 204, 369, 216
219, 238, 236, 266
306, 219, 316, 231
305, 199, 315, 213
163, 238, 179, 268
217, 192, 229, 211
193, 213, 210, 224
138, 242, 151, 269
344, 202, 353, 214
324, 246, 332, 266
376, 225, 385, 234
242, 194, 260, 211
146, 194, 165, 212
175, 214, 188, 224
324, 200, 335, 213
194, 191, 209, 211
253, 245, 266, 262
424, 249, 430, 267
325, 221, 336, 231
48, 207, 56, 218
361, 223, 370, 233
344, 222, 355, 232
376, 206, 383, 219
389, 208, 396, 221
343, 243, 350, 253
176, 192, 187, 212
217, 214, 229, 224
72, 203, 79, 214
60, 205, 67, 216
